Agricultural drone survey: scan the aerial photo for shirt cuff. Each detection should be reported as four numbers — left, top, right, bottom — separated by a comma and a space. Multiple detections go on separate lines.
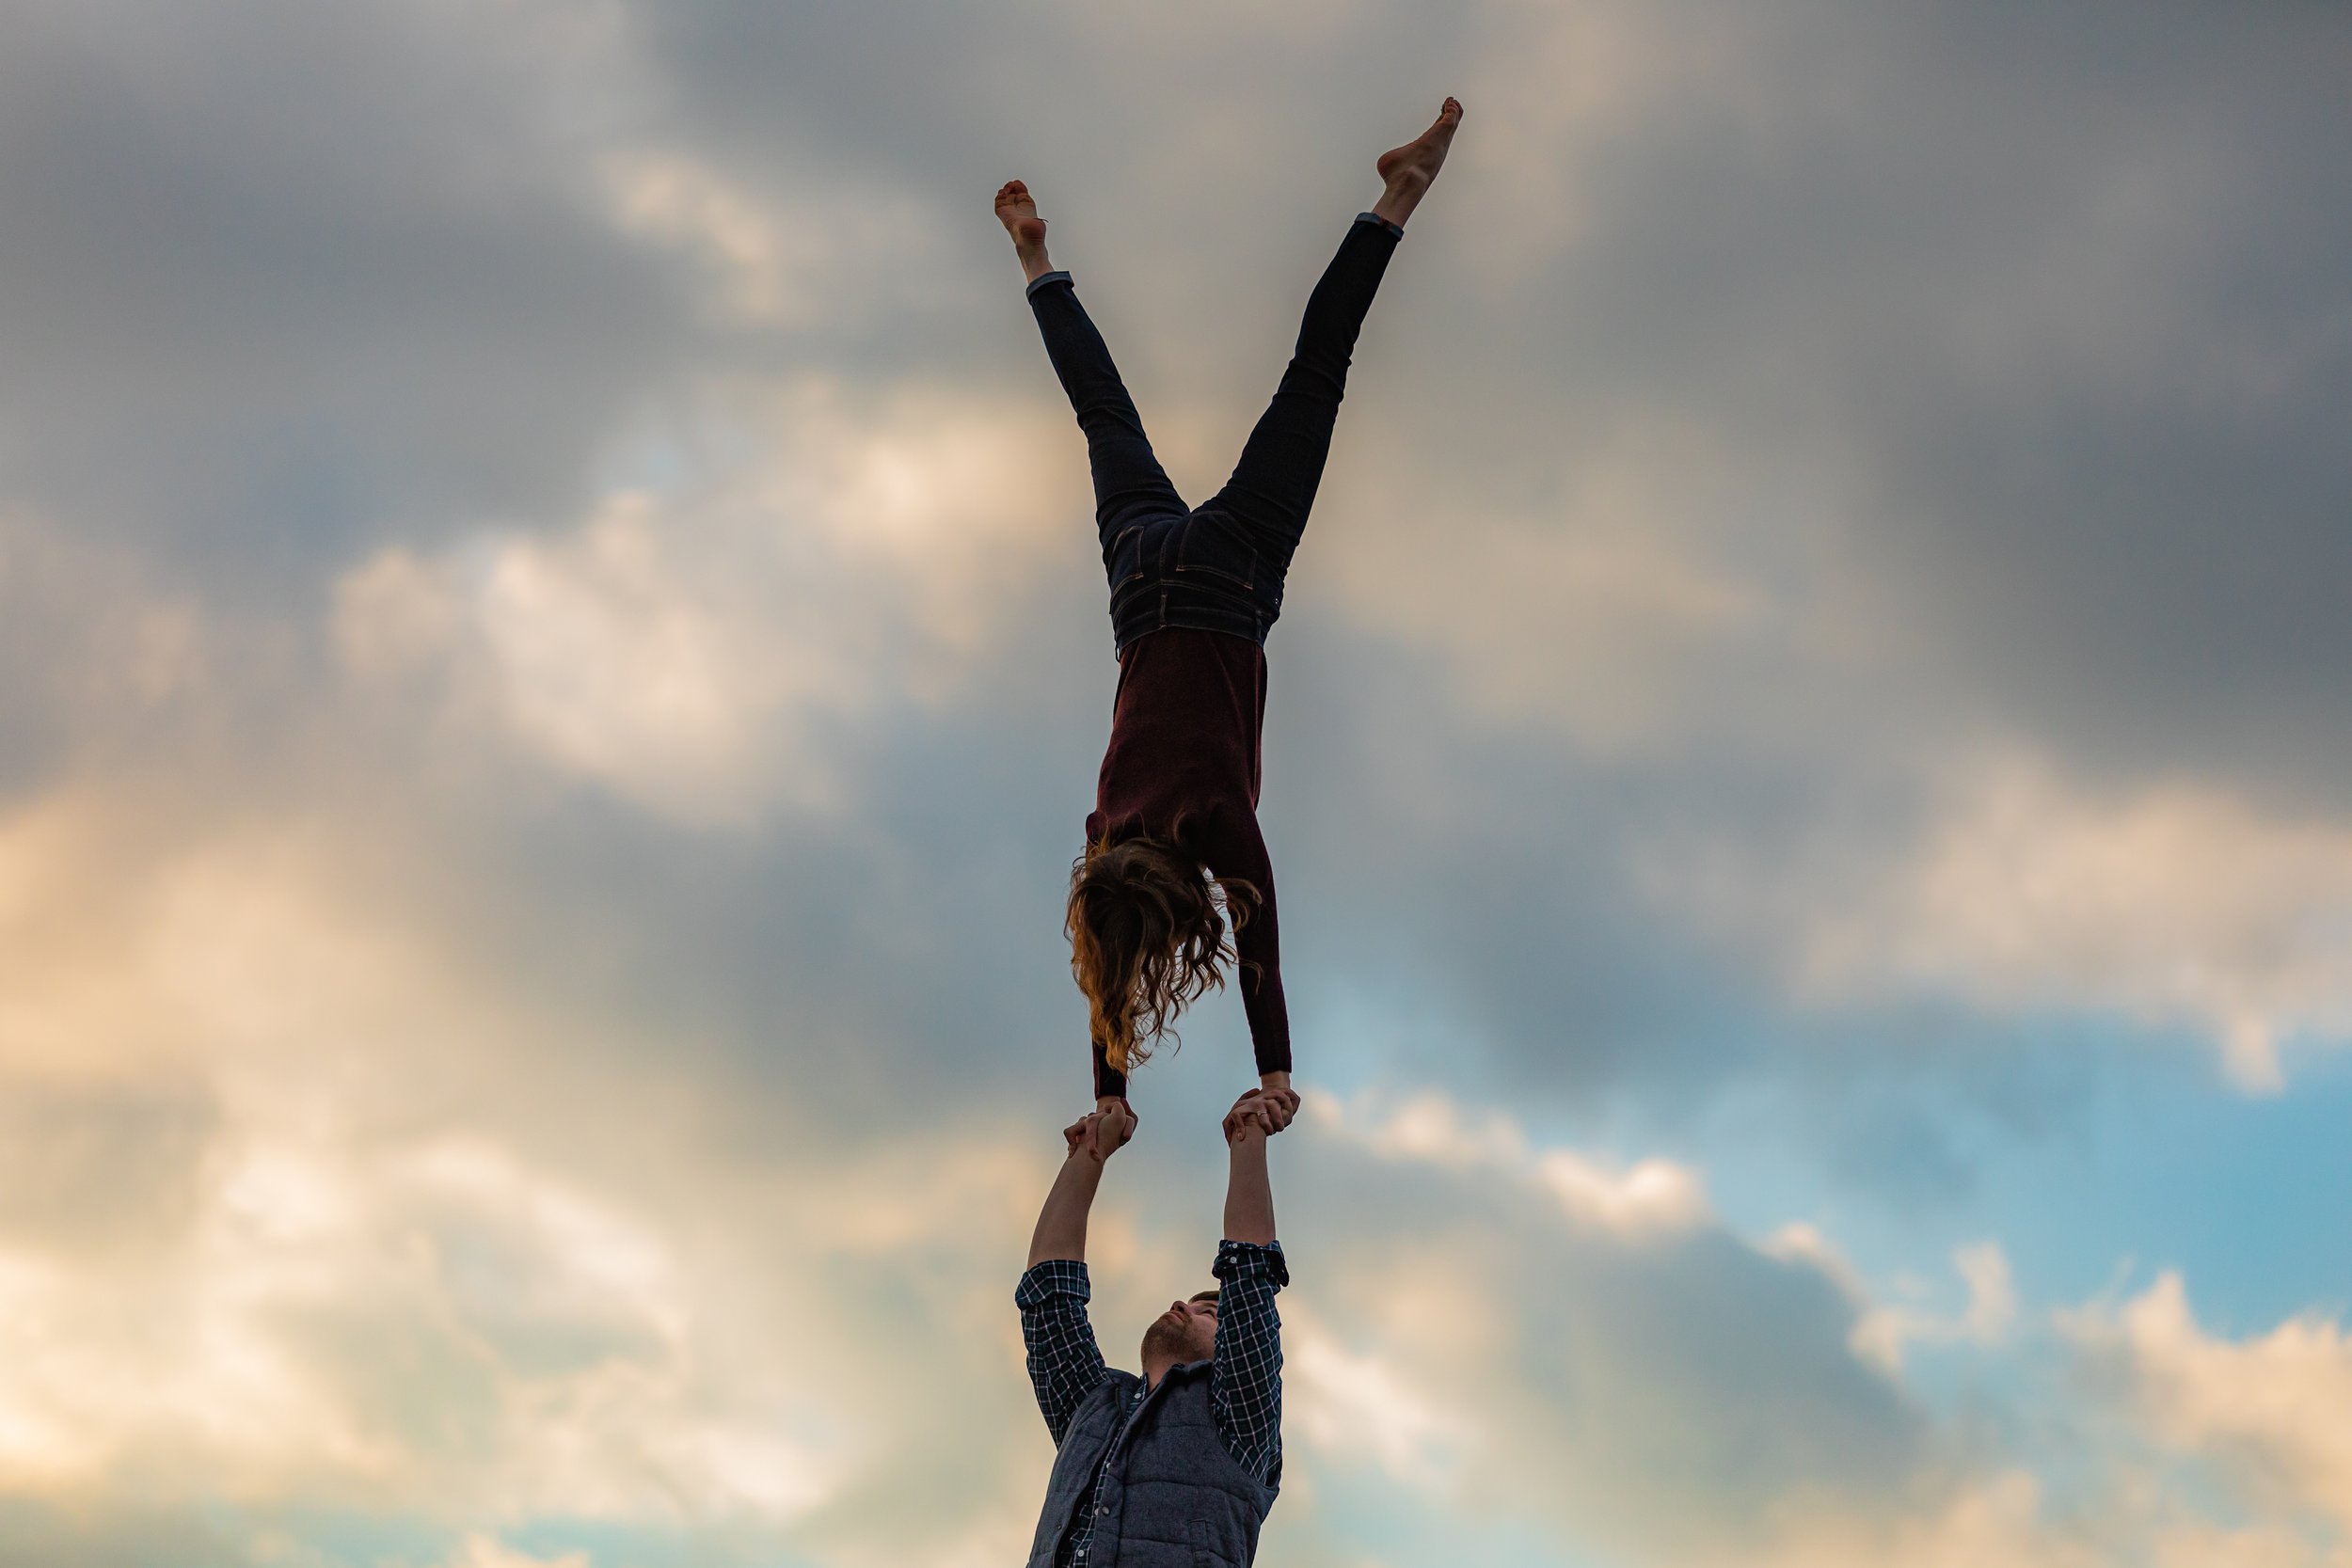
1016, 1258, 1092, 1309
1213, 1238, 1289, 1288
1025, 269, 1073, 298
1355, 211, 1405, 240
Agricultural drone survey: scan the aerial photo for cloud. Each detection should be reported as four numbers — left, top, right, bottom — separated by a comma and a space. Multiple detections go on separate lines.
0, 0, 701, 592
333, 375, 1089, 825
600, 150, 946, 329
0, 760, 2344, 1568
1704, 758, 2352, 1090
1772, 1227, 2016, 1373
0, 806, 821, 1521
1305, 1085, 1711, 1235
0, 781, 1053, 1537
0, 792, 1923, 1566
1287, 1085, 1925, 1560
1285, 1319, 1473, 1495
2068, 1272, 2352, 1537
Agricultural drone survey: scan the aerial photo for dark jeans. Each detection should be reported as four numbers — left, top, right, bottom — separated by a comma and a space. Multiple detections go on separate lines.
1027, 214, 1402, 651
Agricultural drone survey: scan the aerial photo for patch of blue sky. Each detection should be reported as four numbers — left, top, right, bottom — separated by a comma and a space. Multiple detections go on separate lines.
1682, 1011, 2352, 1337
1292, 945, 2352, 1432
1962, 1028, 2352, 1332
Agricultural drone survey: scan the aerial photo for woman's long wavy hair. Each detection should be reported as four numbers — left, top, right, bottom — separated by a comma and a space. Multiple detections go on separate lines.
1067, 835, 1257, 1077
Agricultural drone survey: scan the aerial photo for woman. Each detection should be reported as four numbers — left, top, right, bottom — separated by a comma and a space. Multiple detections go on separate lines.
995, 98, 1463, 1130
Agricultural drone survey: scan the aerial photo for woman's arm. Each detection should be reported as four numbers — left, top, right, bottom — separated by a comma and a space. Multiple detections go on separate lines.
1220, 826, 1293, 1094
1092, 1036, 1129, 1107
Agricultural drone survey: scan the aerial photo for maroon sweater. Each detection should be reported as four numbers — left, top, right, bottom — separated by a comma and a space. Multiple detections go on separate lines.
1085, 629, 1290, 1101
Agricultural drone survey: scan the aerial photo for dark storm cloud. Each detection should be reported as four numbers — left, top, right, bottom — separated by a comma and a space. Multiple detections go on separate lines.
9, 0, 2340, 777
1436, 0, 2352, 800
1282, 1120, 1931, 1555
604, 0, 2352, 816
0, 0, 697, 600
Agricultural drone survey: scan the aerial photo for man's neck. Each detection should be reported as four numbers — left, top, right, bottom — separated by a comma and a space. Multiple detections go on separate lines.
1140, 1356, 1179, 1391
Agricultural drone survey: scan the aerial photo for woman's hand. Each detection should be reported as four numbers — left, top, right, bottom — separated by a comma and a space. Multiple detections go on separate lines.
1065, 1101, 1136, 1163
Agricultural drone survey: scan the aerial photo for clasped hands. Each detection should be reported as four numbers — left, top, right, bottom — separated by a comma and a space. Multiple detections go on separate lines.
1062, 1083, 1303, 1162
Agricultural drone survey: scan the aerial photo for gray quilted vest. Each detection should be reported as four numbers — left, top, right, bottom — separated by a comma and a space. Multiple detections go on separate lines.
1025, 1361, 1279, 1568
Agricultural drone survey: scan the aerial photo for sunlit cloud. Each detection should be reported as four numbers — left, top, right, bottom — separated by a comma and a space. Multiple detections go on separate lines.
2067, 1272, 2352, 1536
1789, 760, 2352, 1089
1813, 1234, 2016, 1374
1286, 1319, 1473, 1494
335, 377, 1085, 825
602, 150, 945, 327
1772, 1226, 2017, 1374
0, 787, 896, 1528
1304, 1084, 1710, 1234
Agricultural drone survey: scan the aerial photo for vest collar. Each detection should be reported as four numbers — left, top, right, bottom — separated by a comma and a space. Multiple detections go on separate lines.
1141, 1356, 1212, 1393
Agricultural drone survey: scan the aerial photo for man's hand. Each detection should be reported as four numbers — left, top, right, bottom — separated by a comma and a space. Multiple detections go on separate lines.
1223, 1089, 1282, 1147
1255, 1072, 1300, 1133
1064, 1101, 1136, 1163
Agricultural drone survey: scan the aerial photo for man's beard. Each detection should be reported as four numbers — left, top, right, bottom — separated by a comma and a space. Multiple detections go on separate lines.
1140, 1317, 1199, 1364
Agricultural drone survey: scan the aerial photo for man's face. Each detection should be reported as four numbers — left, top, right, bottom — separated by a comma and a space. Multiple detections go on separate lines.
1139, 1291, 1219, 1365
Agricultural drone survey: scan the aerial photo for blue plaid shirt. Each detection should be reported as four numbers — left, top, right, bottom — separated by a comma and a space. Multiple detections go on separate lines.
1017, 1240, 1287, 1567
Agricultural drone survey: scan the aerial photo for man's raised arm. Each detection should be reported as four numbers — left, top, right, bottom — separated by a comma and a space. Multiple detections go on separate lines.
1027, 1103, 1135, 1268
1211, 1088, 1292, 1490
1221, 1088, 1287, 1246
1016, 1104, 1136, 1444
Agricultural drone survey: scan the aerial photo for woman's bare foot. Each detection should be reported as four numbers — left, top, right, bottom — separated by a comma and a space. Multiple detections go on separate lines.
994, 179, 1057, 284
1371, 97, 1464, 230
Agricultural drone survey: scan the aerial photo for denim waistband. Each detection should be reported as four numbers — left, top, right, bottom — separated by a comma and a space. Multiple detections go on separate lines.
1110, 578, 1270, 652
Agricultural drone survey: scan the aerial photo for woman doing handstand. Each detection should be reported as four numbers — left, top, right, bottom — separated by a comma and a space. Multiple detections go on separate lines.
996, 98, 1463, 1134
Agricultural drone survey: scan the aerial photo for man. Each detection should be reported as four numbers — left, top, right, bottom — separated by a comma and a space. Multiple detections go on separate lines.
1015, 1085, 1302, 1568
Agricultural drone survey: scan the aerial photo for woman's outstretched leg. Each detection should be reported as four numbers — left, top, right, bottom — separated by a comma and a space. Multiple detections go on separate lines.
997, 180, 1188, 556
1199, 98, 1462, 565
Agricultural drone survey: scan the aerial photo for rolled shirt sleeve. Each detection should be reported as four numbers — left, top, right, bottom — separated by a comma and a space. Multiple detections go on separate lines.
1209, 1239, 1288, 1486
1017, 1259, 1112, 1446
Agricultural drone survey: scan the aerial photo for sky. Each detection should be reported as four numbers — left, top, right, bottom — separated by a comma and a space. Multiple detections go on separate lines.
2, 1, 2349, 1564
